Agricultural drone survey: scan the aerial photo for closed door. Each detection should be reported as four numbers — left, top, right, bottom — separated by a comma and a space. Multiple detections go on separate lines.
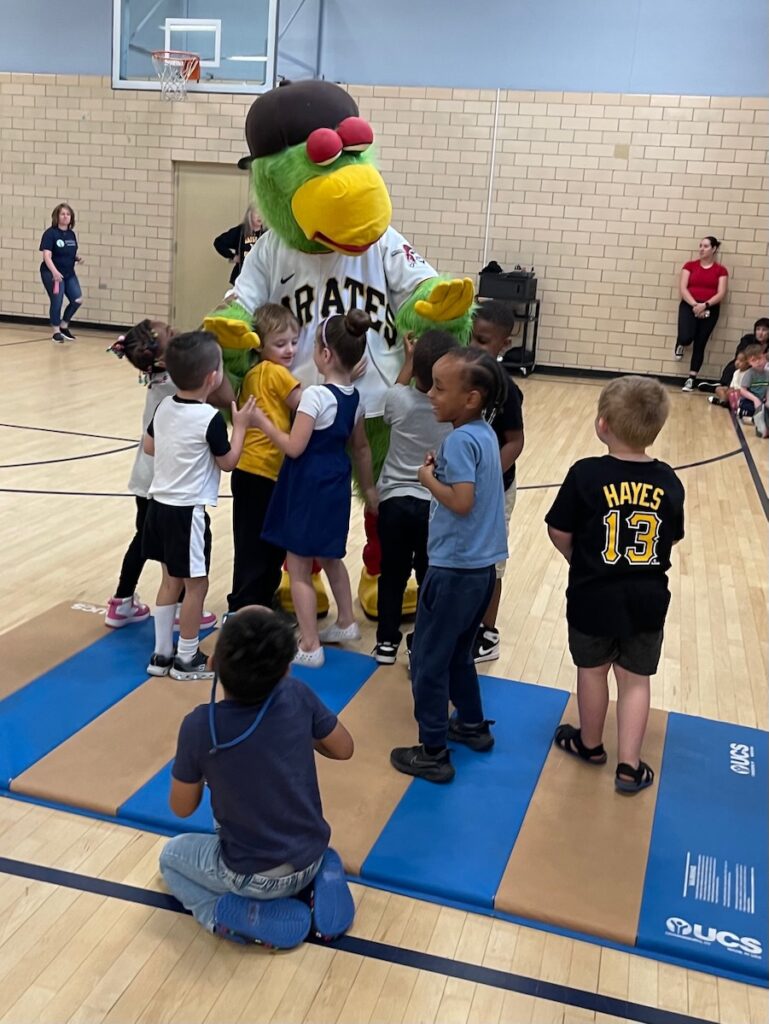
172, 162, 250, 331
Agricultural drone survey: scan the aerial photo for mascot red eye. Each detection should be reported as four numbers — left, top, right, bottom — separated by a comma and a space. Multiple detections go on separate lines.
306, 128, 343, 166
336, 116, 374, 152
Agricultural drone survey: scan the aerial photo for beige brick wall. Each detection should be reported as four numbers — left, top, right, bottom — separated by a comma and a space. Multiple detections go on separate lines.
2, 74, 766, 376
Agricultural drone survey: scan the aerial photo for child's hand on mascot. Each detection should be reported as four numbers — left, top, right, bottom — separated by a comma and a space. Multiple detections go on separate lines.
202, 316, 261, 352
414, 278, 474, 323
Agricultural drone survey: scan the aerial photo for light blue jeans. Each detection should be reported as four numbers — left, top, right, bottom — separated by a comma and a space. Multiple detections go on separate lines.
159, 833, 323, 932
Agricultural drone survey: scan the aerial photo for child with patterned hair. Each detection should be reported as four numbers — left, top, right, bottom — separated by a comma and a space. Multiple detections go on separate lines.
547, 376, 685, 794
142, 331, 256, 680
390, 347, 509, 784
373, 329, 458, 664
104, 320, 228, 630
253, 310, 378, 668
228, 303, 301, 614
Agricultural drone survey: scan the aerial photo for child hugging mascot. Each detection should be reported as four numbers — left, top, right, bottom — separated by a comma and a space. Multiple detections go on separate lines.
204, 79, 473, 617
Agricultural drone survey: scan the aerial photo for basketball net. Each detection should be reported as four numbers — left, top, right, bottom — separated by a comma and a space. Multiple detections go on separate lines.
151, 50, 201, 101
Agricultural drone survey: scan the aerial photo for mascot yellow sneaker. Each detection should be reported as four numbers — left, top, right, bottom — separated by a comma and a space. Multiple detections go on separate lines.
276, 568, 329, 619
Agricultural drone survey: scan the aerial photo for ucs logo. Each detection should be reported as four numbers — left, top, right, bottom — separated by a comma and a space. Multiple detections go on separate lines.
729, 742, 756, 777
665, 917, 763, 958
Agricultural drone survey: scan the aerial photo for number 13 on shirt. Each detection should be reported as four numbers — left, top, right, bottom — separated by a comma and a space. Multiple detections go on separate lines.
602, 509, 661, 566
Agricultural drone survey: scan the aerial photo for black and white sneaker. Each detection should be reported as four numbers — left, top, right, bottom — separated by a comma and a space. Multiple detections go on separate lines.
170, 650, 214, 681
681, 377, 695, 393
147, 652, 174, 677
373, 640, 399, 665
52, 332, 66, 344
60, 328, 76, 341
697, 380, 717, 393
473, 626, 500, 664
674, 344, 684, 360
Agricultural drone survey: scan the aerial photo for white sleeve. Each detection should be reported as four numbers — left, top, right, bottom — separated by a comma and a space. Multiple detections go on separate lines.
730, 370, 742, 388
380, 227, 437, 313
297, 385, 337, 429
231, 232, 273, 314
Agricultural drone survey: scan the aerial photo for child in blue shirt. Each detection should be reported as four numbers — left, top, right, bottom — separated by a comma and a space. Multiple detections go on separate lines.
160, 606, 355, 948
390, 347, 509, 783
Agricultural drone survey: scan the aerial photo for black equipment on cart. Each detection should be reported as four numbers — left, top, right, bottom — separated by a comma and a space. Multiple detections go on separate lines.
477, 265, 540, 377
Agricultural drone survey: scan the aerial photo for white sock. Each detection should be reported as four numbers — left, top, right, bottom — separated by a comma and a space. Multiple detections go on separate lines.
177, 635, 199, 662
153, 604, 176, 658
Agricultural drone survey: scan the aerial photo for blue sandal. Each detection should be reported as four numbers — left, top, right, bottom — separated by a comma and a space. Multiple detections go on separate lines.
310, 848, 355, 941
214, 894, 311, 948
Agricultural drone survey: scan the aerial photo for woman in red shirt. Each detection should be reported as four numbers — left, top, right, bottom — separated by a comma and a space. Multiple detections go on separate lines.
676, 236, 729, 391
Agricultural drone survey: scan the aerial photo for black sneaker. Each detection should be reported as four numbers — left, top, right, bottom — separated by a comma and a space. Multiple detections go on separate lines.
697, 380, 716, 392
60, 328, 76, 341
52, 332, 66, 344
448, 715, 496, 752
390, 744, 455, 783
147, 652, 174, 677
473, 626, 500, 664
170, 650, 214, 680
373, 640, 398, 665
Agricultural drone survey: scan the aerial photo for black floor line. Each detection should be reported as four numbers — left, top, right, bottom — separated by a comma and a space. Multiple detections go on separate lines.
731, 414, 769, 521
0, 855, 723, 1024
0, 443, 137, 470
0, 422, 137, 443
0, 336, 53, 347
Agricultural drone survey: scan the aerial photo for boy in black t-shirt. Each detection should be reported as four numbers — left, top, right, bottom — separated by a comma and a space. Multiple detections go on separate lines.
160, 607, 355, 947
545, 376, 685, 794
469, 301, 525, 663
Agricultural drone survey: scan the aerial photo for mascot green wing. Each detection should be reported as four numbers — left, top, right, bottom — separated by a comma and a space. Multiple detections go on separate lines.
203, 305, 260, 395
395, 275, 475, 345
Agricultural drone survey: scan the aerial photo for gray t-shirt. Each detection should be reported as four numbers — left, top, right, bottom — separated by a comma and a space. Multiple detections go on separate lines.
741, 363, 769, 401
378, 384, 452, 503
128, 370, 176, 498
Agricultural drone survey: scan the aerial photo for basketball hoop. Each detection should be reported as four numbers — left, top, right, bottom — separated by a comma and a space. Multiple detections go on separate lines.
151, 50, 201, 100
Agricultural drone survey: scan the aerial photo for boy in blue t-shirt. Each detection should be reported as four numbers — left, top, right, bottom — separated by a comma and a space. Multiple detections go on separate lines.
390, 348, 509, 784
160, 607, 355, 948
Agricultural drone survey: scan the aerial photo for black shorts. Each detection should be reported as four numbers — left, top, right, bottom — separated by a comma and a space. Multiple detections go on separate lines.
142, 500, 211, 579
568, 625, 664, 677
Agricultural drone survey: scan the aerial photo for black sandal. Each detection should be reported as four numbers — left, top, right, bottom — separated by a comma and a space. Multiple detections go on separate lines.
615, 761, 655, 793
553, 724, 607, 764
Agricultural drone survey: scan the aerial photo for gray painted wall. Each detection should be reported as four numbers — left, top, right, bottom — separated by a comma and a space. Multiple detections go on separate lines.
0, 0, 766, 95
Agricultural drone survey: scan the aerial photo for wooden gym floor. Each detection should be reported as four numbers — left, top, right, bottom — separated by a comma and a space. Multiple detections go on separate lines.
0, 321, 766, 1024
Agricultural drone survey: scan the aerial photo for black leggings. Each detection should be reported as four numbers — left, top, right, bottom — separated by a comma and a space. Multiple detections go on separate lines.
114, 497, 149, 598
677, 301, 720, 375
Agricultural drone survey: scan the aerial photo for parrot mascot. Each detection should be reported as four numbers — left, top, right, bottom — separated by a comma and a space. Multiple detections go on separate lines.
204, 79, 473, 618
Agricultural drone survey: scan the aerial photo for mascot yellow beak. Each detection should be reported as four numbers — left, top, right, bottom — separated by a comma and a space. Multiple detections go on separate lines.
291, 164, 392, 254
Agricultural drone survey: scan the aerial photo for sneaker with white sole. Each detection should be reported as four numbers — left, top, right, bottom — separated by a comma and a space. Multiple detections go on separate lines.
105, 594, 151, 629
60, 328, 76, 341
473, 626, 500, 664
147, 652, 174, 677
373, 640, 399, 665
293, 646, 325, 668
52, 332, 66, 344
174, 605, 217, 630
674, 344, 684, 360
681, 377, 695, 392
318, 621, 361, 644
169, 650, 214, 681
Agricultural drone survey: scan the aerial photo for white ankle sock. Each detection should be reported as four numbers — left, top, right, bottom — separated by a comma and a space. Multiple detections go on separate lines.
177, 635, 200, 662
153, 604, 176, 657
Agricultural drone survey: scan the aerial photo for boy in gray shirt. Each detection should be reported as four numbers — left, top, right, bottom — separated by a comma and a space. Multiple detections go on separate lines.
374, 331, 457, 663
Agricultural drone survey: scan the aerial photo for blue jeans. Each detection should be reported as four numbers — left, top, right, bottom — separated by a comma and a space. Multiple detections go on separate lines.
411, 565, 496, 747
40, 266, 82, 327
159, 833, 323, 932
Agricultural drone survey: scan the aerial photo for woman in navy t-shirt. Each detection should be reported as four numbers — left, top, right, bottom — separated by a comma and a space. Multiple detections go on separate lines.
39, 203, 83, 343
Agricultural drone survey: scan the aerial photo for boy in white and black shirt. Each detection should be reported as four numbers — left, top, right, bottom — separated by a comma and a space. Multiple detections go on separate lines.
143, 331, 256, 680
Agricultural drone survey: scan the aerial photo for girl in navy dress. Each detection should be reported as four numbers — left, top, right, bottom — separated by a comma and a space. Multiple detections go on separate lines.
255, 310, 378, 668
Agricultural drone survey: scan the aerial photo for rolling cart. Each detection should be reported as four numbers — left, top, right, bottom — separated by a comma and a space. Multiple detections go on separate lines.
477, 268, 540, 377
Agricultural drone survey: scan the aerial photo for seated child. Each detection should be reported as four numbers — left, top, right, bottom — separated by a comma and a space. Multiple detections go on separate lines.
468, 300, 525, 663
374, 329, 458, 664
699, 317, 769, 393
546, 376, 685, 794
228, 303, 301, 614
142, 331, 254, 680
708, 350, 750, 411
738, 343, 769, 437
160, 606, 355, 948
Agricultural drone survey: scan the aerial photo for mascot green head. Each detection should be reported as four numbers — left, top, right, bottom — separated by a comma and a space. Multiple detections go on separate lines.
238, 80, 392, 255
